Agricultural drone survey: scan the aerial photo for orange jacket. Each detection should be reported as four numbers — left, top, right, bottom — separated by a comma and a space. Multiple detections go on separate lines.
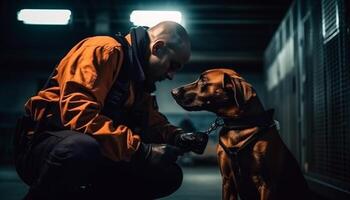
24, 35, 181, 161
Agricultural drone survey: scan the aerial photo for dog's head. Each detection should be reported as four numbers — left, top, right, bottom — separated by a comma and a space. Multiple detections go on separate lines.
171, 68, 257, 117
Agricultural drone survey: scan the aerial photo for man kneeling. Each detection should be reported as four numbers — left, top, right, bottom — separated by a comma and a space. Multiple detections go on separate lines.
14, 21, 208, 200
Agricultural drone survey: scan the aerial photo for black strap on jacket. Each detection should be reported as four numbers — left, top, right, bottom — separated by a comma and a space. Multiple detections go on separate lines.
100, 34, 132, 125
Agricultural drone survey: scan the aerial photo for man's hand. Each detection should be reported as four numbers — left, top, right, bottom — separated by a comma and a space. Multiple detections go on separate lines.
134, 143, 184, 165
174, 132, 209, 154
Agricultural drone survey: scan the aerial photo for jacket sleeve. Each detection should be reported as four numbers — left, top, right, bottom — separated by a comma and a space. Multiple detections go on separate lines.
139, 92, 183, 144
56, 37, 140, 162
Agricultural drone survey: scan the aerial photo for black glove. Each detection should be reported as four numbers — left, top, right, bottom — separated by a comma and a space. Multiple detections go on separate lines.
134, 143, 184, 165
174, 132, 209, 154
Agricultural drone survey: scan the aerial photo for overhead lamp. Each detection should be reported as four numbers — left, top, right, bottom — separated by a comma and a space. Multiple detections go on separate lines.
17, 9, 71, 25
130, 10, 182, 27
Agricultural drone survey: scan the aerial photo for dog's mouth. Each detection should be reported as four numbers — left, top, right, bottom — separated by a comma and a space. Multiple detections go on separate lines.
181, 104, 202, 111
176, 103, 202, 111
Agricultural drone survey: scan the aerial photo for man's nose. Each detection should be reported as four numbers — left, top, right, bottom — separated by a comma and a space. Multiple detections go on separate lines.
167, 71, 175, 80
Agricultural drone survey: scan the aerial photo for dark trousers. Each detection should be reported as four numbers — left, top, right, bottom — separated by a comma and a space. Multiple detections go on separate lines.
15, 130, 183, 200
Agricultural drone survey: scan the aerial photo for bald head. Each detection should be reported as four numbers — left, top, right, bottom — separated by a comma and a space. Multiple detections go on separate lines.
148, 21, 191, 62
145, 21, 191, 83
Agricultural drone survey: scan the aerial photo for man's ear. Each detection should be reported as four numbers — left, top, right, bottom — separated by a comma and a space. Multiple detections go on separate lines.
151, 40, 165, 55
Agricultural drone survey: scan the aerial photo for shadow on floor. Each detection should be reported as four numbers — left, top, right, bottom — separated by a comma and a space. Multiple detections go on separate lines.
0, 165, 222, 200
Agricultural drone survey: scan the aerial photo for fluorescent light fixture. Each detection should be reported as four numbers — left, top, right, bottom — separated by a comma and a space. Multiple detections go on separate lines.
17, 9, 71, 25
130, 10, 182, 27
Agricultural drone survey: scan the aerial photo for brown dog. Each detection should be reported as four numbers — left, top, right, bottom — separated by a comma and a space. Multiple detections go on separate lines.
171, 68, 310, 200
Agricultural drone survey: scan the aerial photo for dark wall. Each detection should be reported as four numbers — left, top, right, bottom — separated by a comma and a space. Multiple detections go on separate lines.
264, 0, 350, 199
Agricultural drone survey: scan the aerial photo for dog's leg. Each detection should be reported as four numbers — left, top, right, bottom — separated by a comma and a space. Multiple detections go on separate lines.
217, 144, 238, 200
250, 141, 272, 200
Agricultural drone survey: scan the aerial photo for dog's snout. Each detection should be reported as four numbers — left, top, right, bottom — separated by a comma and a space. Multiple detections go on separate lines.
171, 87, 184, 97
183, 92, 196, 105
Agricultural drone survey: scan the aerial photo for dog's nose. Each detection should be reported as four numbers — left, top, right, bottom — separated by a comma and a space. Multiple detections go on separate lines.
172, 87, 185, 97
171, 88, 179, 95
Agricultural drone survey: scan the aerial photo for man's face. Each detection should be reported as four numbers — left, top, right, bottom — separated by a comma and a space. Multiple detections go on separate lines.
147, 41, 190, 83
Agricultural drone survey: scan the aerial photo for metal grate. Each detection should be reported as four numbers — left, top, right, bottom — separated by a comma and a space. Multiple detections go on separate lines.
322, 0, 339, 42
265, 0, 350, 195
308, 0, 350, 190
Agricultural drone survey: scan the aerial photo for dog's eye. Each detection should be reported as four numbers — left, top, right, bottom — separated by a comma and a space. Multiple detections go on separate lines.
198, 79, 205, 86
198, 79, 208, 91
199, 77, 208, 85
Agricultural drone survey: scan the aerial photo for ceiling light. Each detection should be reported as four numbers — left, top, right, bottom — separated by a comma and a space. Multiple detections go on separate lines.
17, 9, 71, 25
130, 10, 182, 27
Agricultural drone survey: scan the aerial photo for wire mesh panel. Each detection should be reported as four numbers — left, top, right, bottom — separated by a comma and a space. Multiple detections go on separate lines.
322, 0, 340, 42
265, 0, 350, 196
302, 14, 317, 174
307, 0, 350, 192
325, 35, 346, 183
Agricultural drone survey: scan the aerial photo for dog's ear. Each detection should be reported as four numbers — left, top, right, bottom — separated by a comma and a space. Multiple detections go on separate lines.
223, 73, 255, 108
223, 73, 244, 107
241, 81, 255, 102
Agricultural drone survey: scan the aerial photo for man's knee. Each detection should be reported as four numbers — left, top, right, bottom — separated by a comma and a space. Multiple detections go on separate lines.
167, 163, 183, 190
149, 163, 183, 198
49, 132, 101, 165
27, 132, 101, 199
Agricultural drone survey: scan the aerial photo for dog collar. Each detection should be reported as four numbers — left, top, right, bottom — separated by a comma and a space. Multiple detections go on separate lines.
202, 109, 277, 136
221, 109, 275, 130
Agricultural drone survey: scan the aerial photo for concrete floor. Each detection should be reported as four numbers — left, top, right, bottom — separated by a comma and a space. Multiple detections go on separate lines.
161, 166, 222, 200
0, 165, 222, 200
0, 166, 28, 200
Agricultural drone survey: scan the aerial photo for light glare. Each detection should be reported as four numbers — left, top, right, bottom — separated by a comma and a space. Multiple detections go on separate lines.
130, 10, 182, 27
17, 9, 71, 25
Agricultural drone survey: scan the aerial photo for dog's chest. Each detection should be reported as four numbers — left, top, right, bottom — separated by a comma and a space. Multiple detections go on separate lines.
219, 128, 269, 184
